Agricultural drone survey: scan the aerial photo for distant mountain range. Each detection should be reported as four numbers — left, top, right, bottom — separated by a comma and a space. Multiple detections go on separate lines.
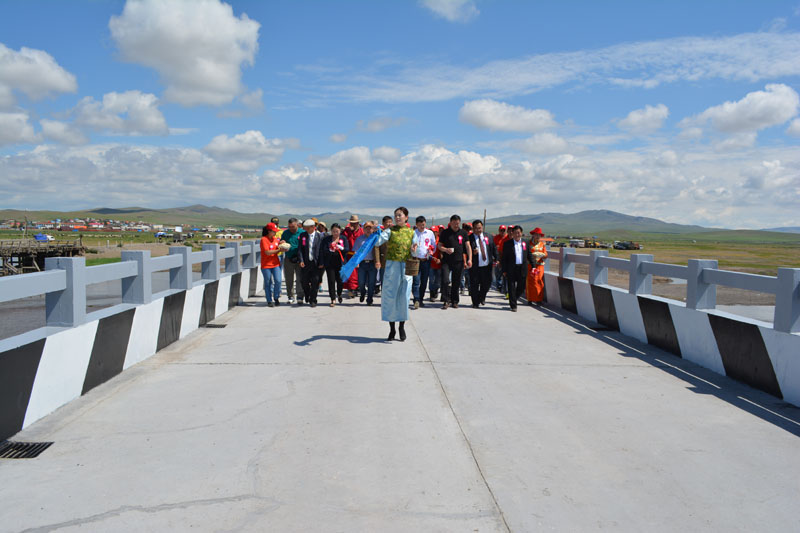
2, 205, 799, 243
761, 227, 800, 234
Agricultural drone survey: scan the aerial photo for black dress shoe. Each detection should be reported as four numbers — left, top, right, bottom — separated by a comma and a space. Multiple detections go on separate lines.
360, 293, 365, 302
441, 302, 448, 309
387, 331, 395, 341
274, 300, 280, 307
452, 303, 459, 309
310, 302, 317, 308
511, 307, 517, 312
399, 329, 406, 341
338, 297, 343, 304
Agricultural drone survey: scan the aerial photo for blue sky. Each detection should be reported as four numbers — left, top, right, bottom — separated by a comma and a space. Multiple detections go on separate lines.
1, 0, 799, 228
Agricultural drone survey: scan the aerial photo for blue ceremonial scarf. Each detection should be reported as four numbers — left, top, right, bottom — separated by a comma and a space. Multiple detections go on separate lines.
340, 232, 380, 281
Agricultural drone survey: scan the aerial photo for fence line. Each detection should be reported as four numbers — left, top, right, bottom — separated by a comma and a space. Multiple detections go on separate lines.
0, 242, 261, 328
545, 248, 800, 334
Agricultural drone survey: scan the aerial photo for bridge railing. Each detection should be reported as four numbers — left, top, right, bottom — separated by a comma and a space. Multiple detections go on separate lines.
545, 247, 800, 334
0, 241, 261, 328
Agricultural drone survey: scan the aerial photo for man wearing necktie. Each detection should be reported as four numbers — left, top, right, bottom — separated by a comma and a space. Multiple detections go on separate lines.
468, 220, 497, 308
501, 225, 533, 312
298, 219, 324, 307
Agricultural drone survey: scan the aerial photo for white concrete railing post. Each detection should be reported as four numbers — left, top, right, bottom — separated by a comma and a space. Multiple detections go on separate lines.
687, 259, 718, 310
774, 268, 800, 333
629, 254, 654, 295
589, 250, 609, 286
169, 246, 193, 290
560, 247, 576, 278
241, 240, 257, 269
201, 243, 220, 280
121, 250, 152, 305
226, 242, 242, 273
45, 256, 86, 327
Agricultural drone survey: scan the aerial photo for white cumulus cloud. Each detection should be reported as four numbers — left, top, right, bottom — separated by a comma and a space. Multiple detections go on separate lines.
73, 91, 169, 136
109, 0, 260, 106
460, 99, 557, 133
513, 133, 571, 155
329, 133, 348, 143
0, 43, 77, 108
619, 104, 669, 134
785, 118, 800, 136
204, 130, 297, 171
0, 111, 40, 145
420, 0, 478, 22
316, 146, 373, 170
686, 84, 799, 133
40, 119, 88, 145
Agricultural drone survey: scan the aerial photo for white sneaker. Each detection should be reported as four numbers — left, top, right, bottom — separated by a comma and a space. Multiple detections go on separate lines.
289, 297, 296, 304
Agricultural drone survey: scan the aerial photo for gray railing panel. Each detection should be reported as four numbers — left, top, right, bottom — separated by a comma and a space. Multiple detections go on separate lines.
192, 251, 213, 264
86, 261, 138, 285
151, 254, 183, 271
703, 269, 778, 294
564, 253, 592, 265
598, 256, 631, 271
0, 270, 67, 303
641, 262, 688, 280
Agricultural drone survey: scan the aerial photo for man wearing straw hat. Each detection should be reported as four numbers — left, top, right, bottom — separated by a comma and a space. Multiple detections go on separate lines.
342, 214, 363, 298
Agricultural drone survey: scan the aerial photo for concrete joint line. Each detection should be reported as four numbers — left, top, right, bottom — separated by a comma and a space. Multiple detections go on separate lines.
408, 319, 512, 533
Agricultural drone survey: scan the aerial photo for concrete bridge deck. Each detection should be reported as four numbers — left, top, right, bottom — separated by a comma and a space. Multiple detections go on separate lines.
2, 291, 800, 532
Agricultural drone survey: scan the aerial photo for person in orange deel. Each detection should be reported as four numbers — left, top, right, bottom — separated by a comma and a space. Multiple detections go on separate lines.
526, 227, 547, 305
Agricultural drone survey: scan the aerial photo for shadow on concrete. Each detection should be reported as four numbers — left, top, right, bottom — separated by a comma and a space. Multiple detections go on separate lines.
534, 303, 800, 438
294, 334, 387, 346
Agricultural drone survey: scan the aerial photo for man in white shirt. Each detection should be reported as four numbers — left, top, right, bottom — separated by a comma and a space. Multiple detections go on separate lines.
411, 216, 436, 308
468, 220, 497, 308
501, 225, 532, 312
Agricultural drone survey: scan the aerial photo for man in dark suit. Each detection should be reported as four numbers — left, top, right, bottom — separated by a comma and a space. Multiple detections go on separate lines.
298, 219, 325, 307
468, 220, 497, 308
501, 225, 533, 312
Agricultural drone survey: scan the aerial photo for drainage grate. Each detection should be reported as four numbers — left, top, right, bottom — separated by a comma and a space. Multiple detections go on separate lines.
0, 441, 54, 459
202, 323, 227, 328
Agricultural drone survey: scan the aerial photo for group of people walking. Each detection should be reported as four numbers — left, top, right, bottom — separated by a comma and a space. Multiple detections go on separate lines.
259, 208, 549, 338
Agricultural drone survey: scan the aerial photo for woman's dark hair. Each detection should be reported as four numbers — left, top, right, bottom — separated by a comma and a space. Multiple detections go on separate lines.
394, 206, 409, 217
330, 223, 341, 230
261, 225, 269, 237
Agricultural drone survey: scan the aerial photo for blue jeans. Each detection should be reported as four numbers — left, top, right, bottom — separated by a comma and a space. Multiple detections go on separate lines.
429, 267, 441, 295
261, 267, 282, 303
412, 258, 431, 303
358, 261, 378, 302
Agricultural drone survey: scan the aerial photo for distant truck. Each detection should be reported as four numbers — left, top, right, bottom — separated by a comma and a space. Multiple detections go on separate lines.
613, 240, 642, 250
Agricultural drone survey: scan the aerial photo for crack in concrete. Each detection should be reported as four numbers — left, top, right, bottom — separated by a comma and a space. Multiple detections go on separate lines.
408, 318, 512, 533
21, 494, 278, 533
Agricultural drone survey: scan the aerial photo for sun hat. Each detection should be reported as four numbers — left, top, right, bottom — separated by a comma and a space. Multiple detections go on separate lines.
266, 222, 279, 232
532, 227, 544, 235
348, 214, 359, 223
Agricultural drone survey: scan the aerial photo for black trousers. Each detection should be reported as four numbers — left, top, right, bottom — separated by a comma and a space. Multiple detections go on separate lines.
325, 265, 343, 301
470, 265, 492, 306
506, 265, 525, 309
301, 261, 322, 303
441, 262, 464, 304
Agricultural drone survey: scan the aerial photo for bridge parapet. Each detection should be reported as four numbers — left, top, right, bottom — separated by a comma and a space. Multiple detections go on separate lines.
544, 246, 800, 406
547, 247, 800, 333
0, 241, 264, 441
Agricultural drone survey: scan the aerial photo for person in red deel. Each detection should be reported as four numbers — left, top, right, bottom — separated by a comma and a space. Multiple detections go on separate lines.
526, 227, 548, 305
342, 214, 363, 298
